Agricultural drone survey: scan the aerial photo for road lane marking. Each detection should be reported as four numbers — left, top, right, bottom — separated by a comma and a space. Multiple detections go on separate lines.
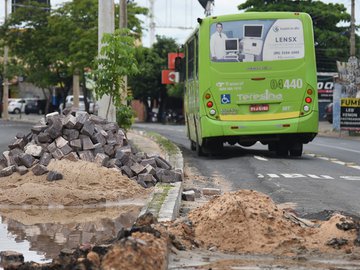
332, 160, 346, 166
307, 174, 321, 178
315, 142, 360, 154
258, 174, 336, 180
258, 174, 360, 181
340, 176, 360, 181
320, 175, 334, 179
305, 152, 360, 171
281, 174, 306, 178
254, 155, 268, 161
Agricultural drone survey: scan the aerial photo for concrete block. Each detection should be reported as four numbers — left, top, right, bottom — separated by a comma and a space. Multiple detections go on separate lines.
39, 152, 52, 166
47, 171, 63, 181
25, 144, 43, 157
32, 164, 49, 176
202, 188, 221, 196
81, 120, 95, 137
182, 190, 196, 201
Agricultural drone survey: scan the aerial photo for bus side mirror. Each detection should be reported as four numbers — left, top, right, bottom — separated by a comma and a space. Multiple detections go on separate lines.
175, 57, 182, 72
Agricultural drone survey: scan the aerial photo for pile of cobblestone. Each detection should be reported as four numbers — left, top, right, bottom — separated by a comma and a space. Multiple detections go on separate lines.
0, 110, 182, 187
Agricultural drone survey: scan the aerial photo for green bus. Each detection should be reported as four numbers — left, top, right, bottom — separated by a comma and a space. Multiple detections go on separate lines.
181, 12, 318, 156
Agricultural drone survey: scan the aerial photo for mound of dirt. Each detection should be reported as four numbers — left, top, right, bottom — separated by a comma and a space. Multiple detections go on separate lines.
0, 159, 151, 207
102, 232, 167, 270
169, 190, 360, 256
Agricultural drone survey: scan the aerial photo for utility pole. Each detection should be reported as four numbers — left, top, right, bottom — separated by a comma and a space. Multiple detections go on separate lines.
119, 0, 127, 29
346, 0, 359, 98
350, 0, 356, 57
119, 0, 127, 105
2, 0, 9, 120
149, 0, 155, 46
72, 68, 80, 110
98, 0, 116, 121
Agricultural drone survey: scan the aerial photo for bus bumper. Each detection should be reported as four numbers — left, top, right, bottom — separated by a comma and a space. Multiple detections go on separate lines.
200, 111, 318, 144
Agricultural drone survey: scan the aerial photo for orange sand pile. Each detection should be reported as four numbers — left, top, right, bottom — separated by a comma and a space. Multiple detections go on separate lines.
0, 159, 151, 207
174, 190, 360, 256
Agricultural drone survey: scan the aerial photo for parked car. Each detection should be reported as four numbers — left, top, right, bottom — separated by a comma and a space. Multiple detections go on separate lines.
59, 95, 98, 114
25, 99, 46, 115
324, 102, 333, 123
8, 99, 27, 114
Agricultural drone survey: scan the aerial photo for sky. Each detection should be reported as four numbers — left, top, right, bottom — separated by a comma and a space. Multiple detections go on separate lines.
0, 0, 356, 47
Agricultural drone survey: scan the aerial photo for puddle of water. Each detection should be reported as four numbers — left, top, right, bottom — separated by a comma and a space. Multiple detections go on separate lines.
0, 204, 143, 267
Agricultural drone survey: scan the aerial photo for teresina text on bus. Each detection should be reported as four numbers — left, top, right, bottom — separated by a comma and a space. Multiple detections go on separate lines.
237, 89, 283, 102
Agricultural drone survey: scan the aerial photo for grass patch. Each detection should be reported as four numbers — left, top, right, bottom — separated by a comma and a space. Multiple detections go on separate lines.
146, 131, 179, 155
146, 184, 172, 217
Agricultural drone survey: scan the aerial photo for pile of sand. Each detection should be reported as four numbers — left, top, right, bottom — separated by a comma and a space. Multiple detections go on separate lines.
168, 190, 359, 256
101, 232, 167, 270
0, 159, 151, 207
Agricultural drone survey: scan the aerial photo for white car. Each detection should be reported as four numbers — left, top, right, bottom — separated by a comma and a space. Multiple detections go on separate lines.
8, 99, 27, 114
59, 95, 98, 114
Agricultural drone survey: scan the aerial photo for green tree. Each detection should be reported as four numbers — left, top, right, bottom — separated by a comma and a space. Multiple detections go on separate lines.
129, 35, 179, 122
1, 0, 147, 112
2, 1, 57, 110
49, 0, 98, 110
93, 29, 139, 120
237, 0, 355, 71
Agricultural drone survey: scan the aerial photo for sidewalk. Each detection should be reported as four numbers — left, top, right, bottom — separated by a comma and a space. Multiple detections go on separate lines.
318, 120, 360, 140
6, 113, 44, 123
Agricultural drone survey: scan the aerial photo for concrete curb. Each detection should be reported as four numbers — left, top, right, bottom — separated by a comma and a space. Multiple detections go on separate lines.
6, 114, 44, 124
128, 129, 183, 222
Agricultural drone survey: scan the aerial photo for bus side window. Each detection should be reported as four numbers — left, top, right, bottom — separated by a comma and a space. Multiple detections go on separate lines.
188, 39, 195, 80
195, 34, 199, 78
179, 57, 186, 82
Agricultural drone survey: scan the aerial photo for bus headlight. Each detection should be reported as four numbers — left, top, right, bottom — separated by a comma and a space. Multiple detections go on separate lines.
303, 105, 310, 112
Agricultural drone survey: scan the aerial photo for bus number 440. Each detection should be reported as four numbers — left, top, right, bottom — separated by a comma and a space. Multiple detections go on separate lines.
271, 79, 303, 89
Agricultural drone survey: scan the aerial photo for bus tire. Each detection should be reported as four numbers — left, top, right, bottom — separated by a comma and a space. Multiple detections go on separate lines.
289, 143, 303, 157
275, 144, 289, 156
196, 141, 205, 156
208, 139, 223, 156
190, 140, 196, 151
268, 143, 276, 152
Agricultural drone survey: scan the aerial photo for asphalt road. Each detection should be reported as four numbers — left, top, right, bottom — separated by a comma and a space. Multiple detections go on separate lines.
0, 120, 34, 152
2, 120, 360, 217
133, 122, 360, 218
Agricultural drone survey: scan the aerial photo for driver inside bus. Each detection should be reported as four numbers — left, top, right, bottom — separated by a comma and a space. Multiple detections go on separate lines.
210, 22, 228, 61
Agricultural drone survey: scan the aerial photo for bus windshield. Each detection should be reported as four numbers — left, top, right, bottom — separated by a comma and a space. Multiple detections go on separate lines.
210, 19, 304, 62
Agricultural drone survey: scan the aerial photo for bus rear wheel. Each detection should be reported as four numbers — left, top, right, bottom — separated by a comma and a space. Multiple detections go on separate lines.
196, 141, 205, 156
190, 140, 196, 151
207, 139, 223, 156
275, 144, 289, 156
289, 143, 303, 157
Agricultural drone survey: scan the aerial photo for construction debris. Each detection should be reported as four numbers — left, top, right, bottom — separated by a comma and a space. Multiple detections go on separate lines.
0, 111, 183, 188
